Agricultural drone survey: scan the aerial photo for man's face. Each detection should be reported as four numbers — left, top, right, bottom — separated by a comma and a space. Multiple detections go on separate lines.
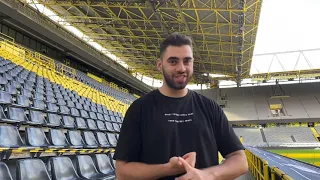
157, 45, 194, 90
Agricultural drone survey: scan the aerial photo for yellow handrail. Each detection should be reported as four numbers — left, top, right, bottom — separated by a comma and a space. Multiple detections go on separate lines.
0, 32, 14, 42
246, 149, 293, 180
271, 167, 293, 180
246, 149, 269, 180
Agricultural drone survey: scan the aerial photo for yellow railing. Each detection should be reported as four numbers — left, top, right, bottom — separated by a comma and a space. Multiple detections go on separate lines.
0, 34, 55, 70
0, 32, 14, 42
246, 149, 269, 180
271, 167, 293, 180
246, 149, 293, 180
55, 62, 76, 79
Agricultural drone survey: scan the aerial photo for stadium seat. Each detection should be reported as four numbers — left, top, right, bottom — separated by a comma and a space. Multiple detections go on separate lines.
49, 129, 80, 148
83, 131, 98, 148
14, 95, 31, 108
60, 105, 71, 115
47, 103, 59, 113
87, 119, 98, 130
0, 125, 31, 148
26, 110, 46, 125
26, 127, 54, 148
80, 110, 89, 119
67, 130, 85, 148
106, 133, 117, 147
1, 106, 27, 123
62, 116, 75, 129
31, 99, 46, 111
17, 159, 51, 180
50, 156, 83, 180
71, 108, 80, 117
113, 123, 121, 132
0, 162, 13, 180
97, 120, 107, 131
105, 122, 115, 132
47, 113, 62, 127
75, 155, 114, 180
5, 85, 17, 95
93, 154, 115, 176
75, 117, 88, 130
109, 152, 116, 169
96, 132, 111, 148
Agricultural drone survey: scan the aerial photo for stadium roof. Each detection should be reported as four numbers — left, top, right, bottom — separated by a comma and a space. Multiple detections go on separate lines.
21, 0, 262, 86
250, 0, 320, 80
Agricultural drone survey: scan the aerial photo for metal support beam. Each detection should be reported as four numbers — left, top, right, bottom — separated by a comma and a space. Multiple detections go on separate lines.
148, 0, 170, 35
0, 0, 153, 93
173, 0, 206, 75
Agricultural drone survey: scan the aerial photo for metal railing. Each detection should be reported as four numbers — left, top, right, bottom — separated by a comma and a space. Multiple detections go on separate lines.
246, 149, 293, 180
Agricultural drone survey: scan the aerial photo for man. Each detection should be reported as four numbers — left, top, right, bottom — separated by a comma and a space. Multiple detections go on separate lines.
113, 33, 248, 180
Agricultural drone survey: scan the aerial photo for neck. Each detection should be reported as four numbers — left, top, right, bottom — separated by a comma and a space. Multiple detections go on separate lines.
159, 84, 188, 98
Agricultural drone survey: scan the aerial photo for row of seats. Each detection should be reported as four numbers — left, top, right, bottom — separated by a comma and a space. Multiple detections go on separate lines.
0, 125, 118, 149
0, 56, 129, 115
0, 59, 124, 118
76, 70, 136, 104
0, 153, 115, 180
0, 106, 122, 132
0, 49, 124, 179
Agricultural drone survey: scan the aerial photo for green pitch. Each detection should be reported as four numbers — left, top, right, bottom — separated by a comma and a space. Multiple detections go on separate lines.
267, 148, 320, 166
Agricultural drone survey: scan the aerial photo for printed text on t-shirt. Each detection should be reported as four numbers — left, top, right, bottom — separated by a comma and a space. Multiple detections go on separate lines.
165, 113, 193, 123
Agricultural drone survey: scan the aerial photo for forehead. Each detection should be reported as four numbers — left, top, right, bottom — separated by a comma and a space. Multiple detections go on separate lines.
162, 45, 193, 59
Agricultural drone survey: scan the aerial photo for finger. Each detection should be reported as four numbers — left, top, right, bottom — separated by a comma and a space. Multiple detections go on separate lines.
171, 156, 183, 166
175, 172, 193, 180
183, 152, 196, 159
178, 157, 193, 172
182, 153, 190, 159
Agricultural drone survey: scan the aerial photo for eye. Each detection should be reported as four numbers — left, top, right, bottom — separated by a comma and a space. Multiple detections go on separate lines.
183, 58, 192, 64
169, 59, 178, 65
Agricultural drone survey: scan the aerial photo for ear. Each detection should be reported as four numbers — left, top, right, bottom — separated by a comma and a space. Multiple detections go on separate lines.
156, 59, 162, 72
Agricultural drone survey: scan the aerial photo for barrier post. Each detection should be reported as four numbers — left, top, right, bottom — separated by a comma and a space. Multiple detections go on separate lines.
263, 160, 269, 180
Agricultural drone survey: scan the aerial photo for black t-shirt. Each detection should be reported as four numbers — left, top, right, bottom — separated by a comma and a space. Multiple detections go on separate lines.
113, 89, 244, 179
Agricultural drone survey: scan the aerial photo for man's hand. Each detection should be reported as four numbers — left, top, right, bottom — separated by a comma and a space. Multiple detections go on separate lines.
175, 157, 217, 180
168, 152, 196, 175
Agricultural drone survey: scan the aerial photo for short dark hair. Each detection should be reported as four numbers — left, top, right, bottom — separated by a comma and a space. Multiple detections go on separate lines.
159, 33, 193, 59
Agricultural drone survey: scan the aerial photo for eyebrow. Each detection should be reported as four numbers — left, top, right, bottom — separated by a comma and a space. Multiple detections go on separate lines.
167, 57, 179, 61
167, 57, 193, 61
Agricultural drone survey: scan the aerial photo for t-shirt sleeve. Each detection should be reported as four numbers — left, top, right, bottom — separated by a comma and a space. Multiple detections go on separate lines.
113, 100, 142, 162
211, 101, 245, 158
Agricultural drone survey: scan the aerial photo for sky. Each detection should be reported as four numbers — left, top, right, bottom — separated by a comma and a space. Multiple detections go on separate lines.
25, 0, 320, 89
250, 0, 320, 75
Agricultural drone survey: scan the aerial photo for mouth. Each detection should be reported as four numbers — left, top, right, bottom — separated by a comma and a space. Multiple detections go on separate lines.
174, 74, 187, 83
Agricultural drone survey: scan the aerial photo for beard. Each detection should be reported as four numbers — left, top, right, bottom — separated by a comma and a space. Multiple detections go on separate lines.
162, 67, 191, 90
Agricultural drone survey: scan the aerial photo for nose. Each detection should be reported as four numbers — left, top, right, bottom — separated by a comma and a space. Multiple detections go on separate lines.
176, 61, 186, 73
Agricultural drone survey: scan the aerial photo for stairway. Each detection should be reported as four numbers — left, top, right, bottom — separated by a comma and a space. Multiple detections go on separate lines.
260, 129, 267, 142
310, 127, 320, 142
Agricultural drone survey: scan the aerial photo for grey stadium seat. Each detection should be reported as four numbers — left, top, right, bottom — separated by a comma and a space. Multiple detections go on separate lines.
93, 154, 115, 177
17, 159, 51, 180
49, 156, 83, 180
0, 162, 13, 180
75, 155, 114, 180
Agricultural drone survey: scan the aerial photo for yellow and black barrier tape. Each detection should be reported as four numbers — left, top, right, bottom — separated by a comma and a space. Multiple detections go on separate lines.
0, 147, 115, 154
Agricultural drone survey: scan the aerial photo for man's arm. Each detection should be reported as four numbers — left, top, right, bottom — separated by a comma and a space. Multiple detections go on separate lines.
175, 151, 248, 180
203, 150, 248, 180
116, 160, 174, 180
116, 152, 197, 180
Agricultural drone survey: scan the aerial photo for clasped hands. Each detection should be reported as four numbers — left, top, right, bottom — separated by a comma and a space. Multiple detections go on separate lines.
168, 152, 217, 180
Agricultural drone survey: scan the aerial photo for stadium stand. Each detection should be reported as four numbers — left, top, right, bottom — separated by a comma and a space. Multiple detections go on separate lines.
0, 35, 120, 179
263, 127, 317, 143
233, 126, 319, 147
198, 83, 320, 121
233, 128, 266, 146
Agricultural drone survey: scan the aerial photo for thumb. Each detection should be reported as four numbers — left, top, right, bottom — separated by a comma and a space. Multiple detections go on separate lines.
178, 157, 193, 172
